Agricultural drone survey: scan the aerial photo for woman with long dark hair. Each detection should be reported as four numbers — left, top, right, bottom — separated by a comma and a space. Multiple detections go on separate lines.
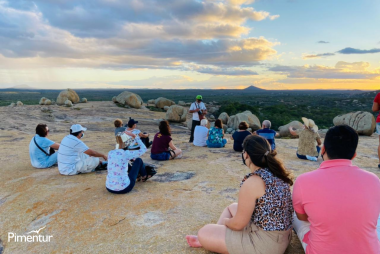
150, 120, 182, 160
186, 135, 293, 254
206, 119, 227, 148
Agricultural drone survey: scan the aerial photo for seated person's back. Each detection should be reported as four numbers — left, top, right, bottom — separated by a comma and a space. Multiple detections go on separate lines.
29, 124, 60, 168
114, 119, 126, 136
293, 125, 380, 254
232, 121, 251, 151
193, 119, 208, 147
255, 120, 278, 150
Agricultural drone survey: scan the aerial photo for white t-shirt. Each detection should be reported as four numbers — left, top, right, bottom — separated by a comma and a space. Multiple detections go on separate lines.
190, 102, 207, 121
58, 135, 89, 175
193, 126, 208, 147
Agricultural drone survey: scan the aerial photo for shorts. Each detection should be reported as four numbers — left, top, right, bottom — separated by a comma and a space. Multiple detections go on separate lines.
376, 123, 380, 134
226, 222, 292, 254
150, 151, 173, 161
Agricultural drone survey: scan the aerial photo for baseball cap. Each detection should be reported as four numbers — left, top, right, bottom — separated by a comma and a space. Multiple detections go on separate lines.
196, 95, 203, 100
70, 124, 87, 133
127, 117, 139, 128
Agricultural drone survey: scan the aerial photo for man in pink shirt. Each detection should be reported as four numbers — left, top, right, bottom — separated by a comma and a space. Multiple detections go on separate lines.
293, 125, 380, 254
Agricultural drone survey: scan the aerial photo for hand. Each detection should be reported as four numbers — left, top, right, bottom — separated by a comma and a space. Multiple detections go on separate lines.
102, 155, 107, 161
195, 108, 200, 112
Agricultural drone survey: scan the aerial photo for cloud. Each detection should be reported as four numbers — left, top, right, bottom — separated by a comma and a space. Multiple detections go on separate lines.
337, 47, 380, 54
183, 64, 258, 75
0, 0, 279, 75
269, 62, 379, 79
303, 53, 335, 59
317, 41, 329, 44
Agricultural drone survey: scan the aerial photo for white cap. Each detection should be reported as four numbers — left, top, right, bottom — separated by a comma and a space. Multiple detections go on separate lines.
70, 124, 87, 133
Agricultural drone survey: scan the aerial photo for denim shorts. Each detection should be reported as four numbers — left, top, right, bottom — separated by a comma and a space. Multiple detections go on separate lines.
376, 123, 380, 134
151, 151, 171, 161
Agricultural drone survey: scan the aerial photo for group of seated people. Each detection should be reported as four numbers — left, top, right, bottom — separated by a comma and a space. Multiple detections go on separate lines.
192, 116, 323, 165
29, 117, 380, 253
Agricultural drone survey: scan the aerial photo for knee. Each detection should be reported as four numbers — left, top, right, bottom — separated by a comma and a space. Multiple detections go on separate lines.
197, 225, 209, 244
134, 158, 142, 163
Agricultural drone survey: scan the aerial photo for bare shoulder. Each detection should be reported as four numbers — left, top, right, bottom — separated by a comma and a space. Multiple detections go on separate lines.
240, 175, 266, 198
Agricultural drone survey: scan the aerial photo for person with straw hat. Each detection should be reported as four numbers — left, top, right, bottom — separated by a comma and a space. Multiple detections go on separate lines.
289, 117, 322, 161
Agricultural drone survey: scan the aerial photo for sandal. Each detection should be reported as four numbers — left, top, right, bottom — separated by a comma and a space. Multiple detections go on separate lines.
142, 166, 157, 182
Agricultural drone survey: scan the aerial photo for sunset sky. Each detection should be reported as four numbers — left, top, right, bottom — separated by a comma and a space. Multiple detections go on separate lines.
0, 0, 379, 90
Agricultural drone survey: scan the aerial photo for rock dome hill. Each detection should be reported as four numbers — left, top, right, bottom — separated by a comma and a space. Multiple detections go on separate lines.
0, 101, 379, 253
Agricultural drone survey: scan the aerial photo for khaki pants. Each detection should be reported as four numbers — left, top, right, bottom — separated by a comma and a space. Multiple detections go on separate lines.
226, 222, 292, 254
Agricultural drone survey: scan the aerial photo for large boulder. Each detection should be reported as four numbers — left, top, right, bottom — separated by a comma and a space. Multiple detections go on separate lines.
39, 97, 52, 105
155, 97, 175, 109
39, 97, 48, 105
16, 101, 23, 106
278, 121, 304, 137
166, 105, 188, 123
9, 103, 15, 107
57, 89, 80, 105
114, 91, 143, 109
218, 112, 229, 124
333, 111, 375, 136
112, 96, 117, 103
147, 99, 156, 105
208, 107, 218, 114
178, 101, 186, 106
81, 98, 87, 103
164, 106, 170, 111
227, 111, 261, 131
65, 99, 73, 107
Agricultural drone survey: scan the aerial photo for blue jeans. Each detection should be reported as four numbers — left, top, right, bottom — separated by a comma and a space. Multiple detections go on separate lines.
297, 146, 321, 160
151, 151, 171, 161
207, 139, 227, 148
106, 158, 146, 194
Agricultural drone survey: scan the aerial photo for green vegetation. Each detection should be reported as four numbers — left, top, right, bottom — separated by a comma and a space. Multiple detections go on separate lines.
0, 88, 377, 130
217, 101, 346, 130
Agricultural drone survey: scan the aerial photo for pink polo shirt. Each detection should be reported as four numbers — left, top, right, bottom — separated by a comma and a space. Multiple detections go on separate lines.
293, 159, 380, 254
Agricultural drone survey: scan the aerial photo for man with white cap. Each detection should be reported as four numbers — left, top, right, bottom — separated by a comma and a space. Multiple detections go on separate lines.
289, 117, 322, 161
58, 124, 108, 175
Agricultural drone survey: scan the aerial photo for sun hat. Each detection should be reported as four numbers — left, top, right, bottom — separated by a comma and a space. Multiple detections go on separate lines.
70, 124, 87, 133
301, 117, 318, 132
196, 95, 203, 100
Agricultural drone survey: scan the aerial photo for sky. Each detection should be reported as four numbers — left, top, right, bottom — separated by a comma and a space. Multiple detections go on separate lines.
0, 0, 379, 90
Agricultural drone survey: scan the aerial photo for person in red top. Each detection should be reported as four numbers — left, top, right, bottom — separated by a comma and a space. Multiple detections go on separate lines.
292, 125, 380, 254
150, 120, 182, 161
372, 92, 380, 168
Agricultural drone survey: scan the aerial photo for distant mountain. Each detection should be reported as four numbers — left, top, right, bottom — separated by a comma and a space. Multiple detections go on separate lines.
243, 86, 266, 91
8, 85, 36, 90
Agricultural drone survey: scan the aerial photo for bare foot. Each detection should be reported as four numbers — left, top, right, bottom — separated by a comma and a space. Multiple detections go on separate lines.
186, 235, 202, 248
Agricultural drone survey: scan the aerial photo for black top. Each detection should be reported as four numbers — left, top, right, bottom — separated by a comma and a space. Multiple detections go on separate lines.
232, 130, 251, 151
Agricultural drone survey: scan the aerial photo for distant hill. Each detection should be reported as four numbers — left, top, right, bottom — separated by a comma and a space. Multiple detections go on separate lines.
7, 85, 36, 90
243, 86, 266, 92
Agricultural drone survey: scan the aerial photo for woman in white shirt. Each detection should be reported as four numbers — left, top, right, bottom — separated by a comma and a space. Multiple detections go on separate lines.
106, 134, 155, 194
193, 119, 209, 147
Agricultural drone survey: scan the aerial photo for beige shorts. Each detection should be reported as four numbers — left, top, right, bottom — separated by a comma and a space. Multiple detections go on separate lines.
226, 222, 292, 254
75, 153, 99, 174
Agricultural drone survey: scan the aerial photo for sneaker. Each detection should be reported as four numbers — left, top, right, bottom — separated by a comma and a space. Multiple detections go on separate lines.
147, 141, 153, 148
306, 155, 317, 162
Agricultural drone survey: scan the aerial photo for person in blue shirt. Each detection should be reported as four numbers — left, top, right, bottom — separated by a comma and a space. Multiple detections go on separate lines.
254, 120, 279, 150
29, 124, 60, 169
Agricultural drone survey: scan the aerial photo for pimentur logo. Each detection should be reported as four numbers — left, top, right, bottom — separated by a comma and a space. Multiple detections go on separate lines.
8, 226, 53, 242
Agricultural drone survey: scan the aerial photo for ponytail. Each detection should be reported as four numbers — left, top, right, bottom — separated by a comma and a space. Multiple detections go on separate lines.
243, 135, 293, 186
